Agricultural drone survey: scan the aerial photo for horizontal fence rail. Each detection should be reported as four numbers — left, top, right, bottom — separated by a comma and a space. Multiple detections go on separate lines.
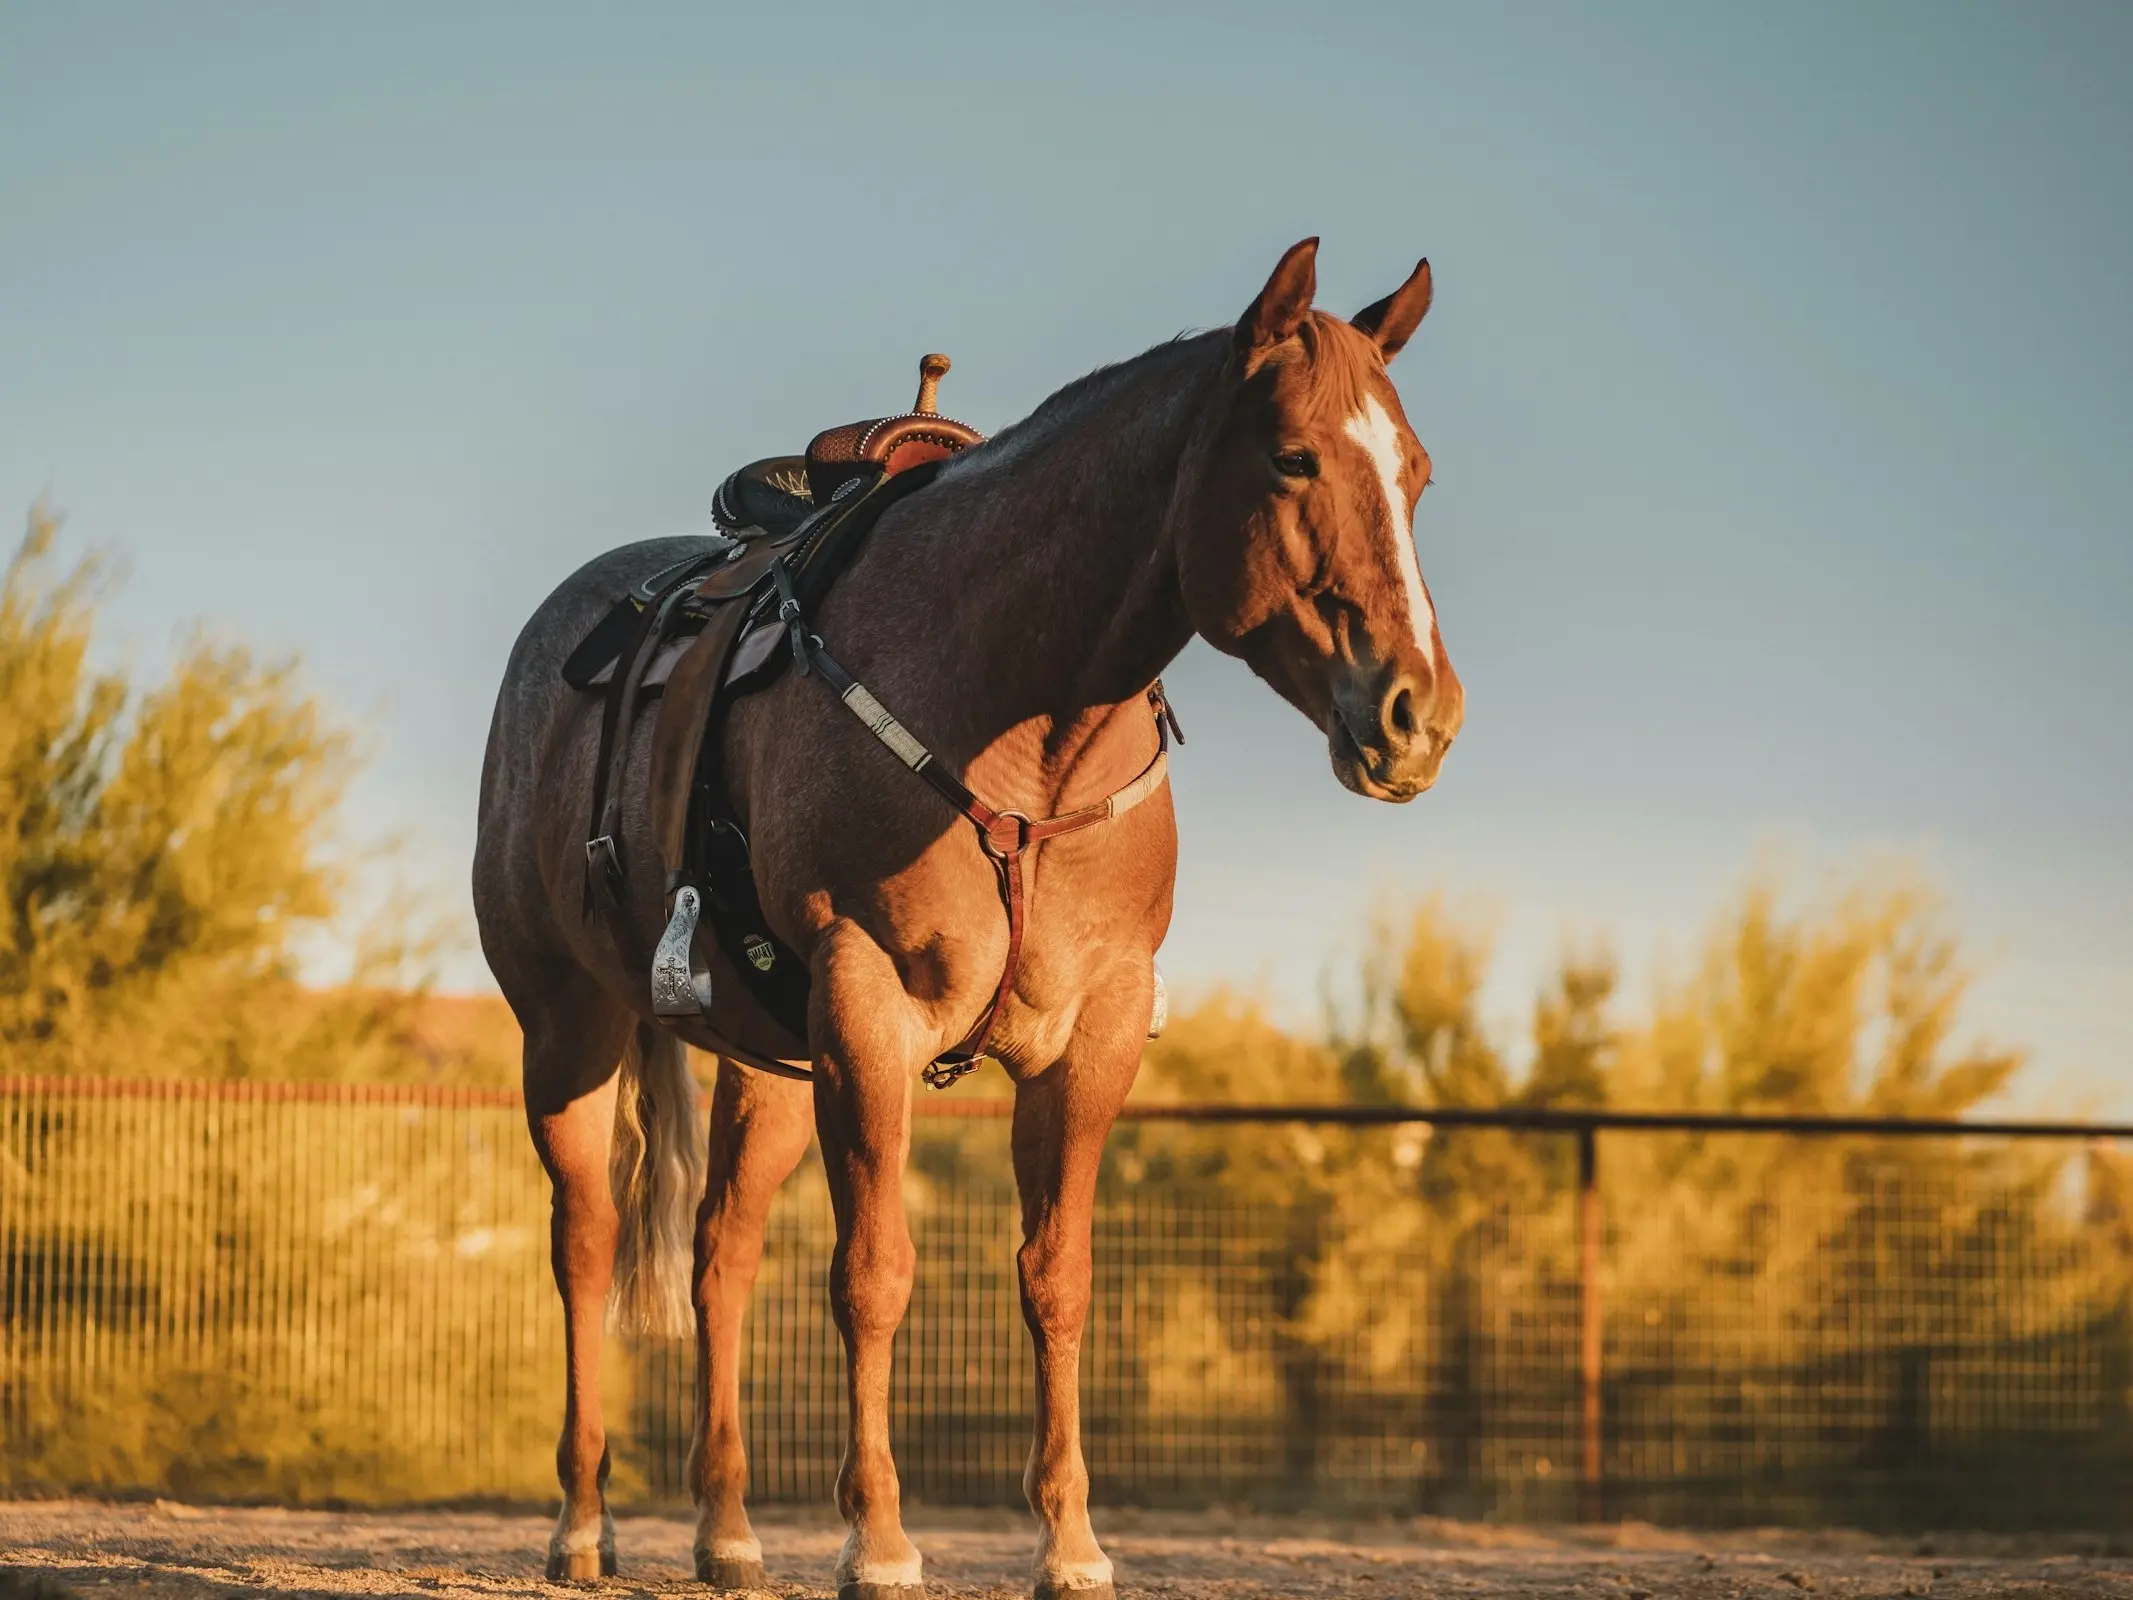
5, 1074, 2132, 1528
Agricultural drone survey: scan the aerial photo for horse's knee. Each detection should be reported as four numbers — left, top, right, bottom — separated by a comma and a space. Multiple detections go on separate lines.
1018, 1233, 1092, 1334
694, 1220, 769, 1321
831, 1228, 917, 1338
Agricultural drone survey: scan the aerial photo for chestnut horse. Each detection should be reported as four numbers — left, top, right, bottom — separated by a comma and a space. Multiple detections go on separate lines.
472, 238, 1461, 1600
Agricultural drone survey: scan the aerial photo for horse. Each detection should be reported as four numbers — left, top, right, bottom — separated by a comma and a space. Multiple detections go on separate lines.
472, 237, 1462, 1600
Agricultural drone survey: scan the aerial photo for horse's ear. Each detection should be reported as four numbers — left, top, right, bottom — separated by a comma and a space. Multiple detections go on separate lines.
1236, 237, 1319, 352
1352, 258, 1433, 362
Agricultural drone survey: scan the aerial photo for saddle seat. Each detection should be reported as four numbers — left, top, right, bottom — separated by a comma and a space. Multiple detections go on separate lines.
711, 353, 984, 540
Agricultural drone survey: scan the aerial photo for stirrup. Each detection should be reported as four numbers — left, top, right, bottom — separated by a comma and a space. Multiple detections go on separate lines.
651, 885, 717, 1016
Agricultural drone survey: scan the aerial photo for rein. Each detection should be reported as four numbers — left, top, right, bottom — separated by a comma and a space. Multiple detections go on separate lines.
773, 559, 1179, 1086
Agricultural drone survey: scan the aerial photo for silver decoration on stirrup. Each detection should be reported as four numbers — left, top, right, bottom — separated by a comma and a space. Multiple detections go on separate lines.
651, 885, 717, 1017
1147, 967, 1169, 1040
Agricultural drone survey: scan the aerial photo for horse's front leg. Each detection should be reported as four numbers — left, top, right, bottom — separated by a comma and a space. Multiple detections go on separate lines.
690, 1057, 815, 1588
814, 933, 927, 1600
1010, 1025, 1138, 1600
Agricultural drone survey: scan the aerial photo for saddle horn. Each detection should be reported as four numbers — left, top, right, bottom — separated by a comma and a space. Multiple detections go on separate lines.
913, 353, 951, 416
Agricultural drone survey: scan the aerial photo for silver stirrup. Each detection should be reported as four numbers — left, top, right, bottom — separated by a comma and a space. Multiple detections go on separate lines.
1147, 966, 1169, 1040
651, 885, 717, 1016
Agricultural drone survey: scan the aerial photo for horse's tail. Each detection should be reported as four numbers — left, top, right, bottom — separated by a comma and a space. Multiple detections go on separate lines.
608, 1023, 705, 1339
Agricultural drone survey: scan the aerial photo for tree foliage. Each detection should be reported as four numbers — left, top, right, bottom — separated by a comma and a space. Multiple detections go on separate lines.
0, 506, 450, 1081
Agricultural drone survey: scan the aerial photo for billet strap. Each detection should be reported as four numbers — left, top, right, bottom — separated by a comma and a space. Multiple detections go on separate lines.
800, 623, 1172, 1083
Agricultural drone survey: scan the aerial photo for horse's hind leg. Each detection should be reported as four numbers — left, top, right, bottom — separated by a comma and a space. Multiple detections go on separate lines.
520, 988, 634, 1581
689, 1058, 815, 1588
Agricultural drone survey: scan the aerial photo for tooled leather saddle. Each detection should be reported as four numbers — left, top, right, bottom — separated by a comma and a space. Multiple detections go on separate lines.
562, 357, 988, 1075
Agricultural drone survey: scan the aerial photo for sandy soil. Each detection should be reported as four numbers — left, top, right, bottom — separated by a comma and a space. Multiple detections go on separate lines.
5, 1501, 2132, 1600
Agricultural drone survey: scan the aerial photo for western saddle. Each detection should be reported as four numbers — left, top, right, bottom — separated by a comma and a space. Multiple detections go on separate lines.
567, 356, 1176, 1086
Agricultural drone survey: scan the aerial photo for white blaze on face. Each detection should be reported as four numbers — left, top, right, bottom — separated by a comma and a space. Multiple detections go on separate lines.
1342, 393, 1436, 658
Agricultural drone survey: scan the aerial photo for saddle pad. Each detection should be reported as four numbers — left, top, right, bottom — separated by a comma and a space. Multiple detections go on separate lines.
561, 595, 645, 691
724, 619, 783, 688
562, 539, 792, 693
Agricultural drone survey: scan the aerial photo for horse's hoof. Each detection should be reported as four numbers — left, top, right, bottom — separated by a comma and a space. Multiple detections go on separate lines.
696, 1555, 768, 1591
545, 1546, 612, 1582
547, 1502, 616, 1584
837, 1585, 925, 1600
1036, 1585, 1113, 1600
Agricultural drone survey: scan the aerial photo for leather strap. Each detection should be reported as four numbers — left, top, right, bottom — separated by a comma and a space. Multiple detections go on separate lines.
800, 613, 1173, 1084
585, 584, 673, 913
583, 560, 715, 963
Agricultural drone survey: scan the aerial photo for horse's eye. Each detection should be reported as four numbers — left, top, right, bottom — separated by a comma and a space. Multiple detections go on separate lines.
1273, 449, 1319, 479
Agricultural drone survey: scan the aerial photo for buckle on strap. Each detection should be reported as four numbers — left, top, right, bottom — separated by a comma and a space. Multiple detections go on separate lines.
585, 834, 621, 877
923, 1055, 984, 1091
1150, 680, 1185, 745
772, 558, 814, 675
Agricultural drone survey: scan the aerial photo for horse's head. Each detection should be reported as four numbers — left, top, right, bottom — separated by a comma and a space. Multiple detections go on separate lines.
1175, 238, 1462, 801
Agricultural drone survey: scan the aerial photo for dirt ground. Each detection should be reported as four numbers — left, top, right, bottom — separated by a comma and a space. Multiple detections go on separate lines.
5, 1501, 2133, 1600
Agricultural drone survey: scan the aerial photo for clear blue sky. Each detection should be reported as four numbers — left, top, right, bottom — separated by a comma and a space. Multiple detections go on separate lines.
4, 2, 2128, 1107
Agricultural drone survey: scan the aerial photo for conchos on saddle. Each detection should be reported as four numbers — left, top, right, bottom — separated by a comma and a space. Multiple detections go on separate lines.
473, 239, 1462, 1600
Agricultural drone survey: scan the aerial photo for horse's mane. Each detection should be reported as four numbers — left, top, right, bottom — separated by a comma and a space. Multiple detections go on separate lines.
938, 330, 1228, 486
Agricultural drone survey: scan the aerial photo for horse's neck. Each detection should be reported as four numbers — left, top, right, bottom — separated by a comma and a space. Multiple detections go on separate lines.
843, 337, 1220, 803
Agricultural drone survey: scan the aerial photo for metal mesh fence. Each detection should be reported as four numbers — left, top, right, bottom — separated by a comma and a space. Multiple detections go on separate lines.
0, 1077, 559, 1503
5, 1076, 2130, 1527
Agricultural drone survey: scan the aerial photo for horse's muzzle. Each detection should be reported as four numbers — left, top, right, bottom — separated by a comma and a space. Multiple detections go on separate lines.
1326, 659, 1461, 801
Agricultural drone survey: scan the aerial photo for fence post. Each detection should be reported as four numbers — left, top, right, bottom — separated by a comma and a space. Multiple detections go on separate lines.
1578, 1122, 1603, 1522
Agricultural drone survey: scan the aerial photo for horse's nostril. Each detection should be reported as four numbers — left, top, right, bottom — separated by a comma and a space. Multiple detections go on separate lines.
1387, 684, 1418, 740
